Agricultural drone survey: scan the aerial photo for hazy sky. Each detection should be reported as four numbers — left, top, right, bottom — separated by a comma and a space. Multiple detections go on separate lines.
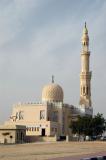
0, 0, 106, 123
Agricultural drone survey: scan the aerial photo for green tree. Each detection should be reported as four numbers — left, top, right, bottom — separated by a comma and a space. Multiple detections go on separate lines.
92, 113, 106, 136
70, 113, 106, 140
70, 115, 93, 139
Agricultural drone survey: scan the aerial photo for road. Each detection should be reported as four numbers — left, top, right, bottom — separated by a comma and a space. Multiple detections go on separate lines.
0, 141, 106, 160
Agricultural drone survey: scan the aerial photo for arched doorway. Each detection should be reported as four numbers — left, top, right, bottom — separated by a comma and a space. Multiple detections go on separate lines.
41, 129, 45, 136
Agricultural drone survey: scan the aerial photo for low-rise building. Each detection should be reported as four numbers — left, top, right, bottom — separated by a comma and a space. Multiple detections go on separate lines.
0, 125, 26, 144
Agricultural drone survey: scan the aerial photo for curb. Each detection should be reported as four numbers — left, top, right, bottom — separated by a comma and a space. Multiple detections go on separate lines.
81, 156, 106, 160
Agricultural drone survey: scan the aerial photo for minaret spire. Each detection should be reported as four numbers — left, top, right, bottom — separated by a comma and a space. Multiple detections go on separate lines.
79, 23, 92, 115
82, 22, 89, 50
85, 21, 86, 28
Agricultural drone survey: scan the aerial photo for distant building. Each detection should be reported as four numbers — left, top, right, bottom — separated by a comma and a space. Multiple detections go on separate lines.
0, 23, 93, 143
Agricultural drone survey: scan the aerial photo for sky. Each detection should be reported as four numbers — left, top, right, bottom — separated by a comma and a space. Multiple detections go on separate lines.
0, 0, 106, 123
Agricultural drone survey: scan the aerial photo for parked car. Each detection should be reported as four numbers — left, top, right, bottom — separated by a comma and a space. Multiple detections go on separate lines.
91, 136, 97, 141
100, 136, 106, 141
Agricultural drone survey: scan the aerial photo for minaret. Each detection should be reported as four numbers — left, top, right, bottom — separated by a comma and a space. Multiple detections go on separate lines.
79, 23, 92, 115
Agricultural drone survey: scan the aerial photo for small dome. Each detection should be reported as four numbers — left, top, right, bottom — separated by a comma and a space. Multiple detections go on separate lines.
82, 34, 89, 45
42, 83, 64, 102
82, 23, 89, 45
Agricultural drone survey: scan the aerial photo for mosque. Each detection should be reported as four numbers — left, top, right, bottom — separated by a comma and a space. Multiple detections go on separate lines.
0, 23, 93, 143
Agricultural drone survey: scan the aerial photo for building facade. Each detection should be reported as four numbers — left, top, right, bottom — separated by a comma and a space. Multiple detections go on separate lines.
5, 82, 72, 141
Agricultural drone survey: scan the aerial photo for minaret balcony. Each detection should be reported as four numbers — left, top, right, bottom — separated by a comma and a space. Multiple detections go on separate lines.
80, 71, 92, 75
81, 51, 90, 55
80, 71, 92, 79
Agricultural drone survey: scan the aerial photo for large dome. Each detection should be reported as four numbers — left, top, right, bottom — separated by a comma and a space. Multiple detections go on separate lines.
42, 83, 64, 102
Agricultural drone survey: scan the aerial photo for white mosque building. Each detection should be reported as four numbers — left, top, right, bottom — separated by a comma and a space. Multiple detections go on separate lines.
0, 23, 93, 144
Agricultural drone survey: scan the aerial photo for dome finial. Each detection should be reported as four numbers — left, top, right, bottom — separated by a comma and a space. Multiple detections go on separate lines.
52, 75, 54, 83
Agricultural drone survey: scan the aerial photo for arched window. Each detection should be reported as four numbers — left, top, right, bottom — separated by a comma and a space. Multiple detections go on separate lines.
81, 86, 82, 94
83, 86, 85, 95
